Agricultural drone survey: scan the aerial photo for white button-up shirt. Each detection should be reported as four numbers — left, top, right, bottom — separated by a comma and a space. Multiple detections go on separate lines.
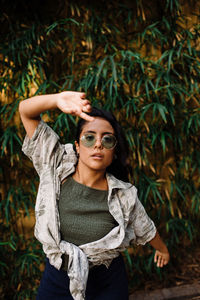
22, 120, 157, 300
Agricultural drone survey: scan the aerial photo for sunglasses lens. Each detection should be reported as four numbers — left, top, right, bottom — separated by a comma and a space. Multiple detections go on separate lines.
81, 134, 96, 147
102, 135, 117, 149
81, 133, 117, 149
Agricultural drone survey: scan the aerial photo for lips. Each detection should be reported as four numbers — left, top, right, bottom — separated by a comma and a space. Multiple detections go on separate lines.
91, 153, 103, 159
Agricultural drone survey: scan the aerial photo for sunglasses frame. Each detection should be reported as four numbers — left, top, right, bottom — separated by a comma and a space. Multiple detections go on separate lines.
80, 133, 117, 149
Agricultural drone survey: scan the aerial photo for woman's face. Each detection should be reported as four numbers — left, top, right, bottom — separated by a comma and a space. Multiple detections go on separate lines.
75, 117, 115, 173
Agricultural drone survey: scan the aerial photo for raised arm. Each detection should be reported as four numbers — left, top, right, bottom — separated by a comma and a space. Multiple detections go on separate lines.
19, 91, 93, 138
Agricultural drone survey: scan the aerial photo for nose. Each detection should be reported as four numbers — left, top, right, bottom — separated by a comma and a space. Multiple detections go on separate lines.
94, 137, 103, 149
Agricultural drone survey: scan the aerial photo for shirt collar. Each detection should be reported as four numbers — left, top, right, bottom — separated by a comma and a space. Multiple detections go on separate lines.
106, 173, 132, 191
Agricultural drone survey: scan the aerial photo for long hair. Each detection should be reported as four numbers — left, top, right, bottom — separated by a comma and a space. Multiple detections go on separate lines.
75, 107, 130, 182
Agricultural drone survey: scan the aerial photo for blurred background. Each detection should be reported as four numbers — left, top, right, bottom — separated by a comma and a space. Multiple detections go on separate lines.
0, 0, 200, 299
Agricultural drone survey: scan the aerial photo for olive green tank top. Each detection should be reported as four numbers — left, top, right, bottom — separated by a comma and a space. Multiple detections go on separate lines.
58, 176, 118, 270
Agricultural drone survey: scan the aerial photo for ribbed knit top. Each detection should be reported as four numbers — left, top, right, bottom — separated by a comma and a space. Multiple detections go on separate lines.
58, 176, 118, 270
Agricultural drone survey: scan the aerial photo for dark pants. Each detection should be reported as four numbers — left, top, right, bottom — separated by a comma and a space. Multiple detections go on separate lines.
36, 255, 129, 300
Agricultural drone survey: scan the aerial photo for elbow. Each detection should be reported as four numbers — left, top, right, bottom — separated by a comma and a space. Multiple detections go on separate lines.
19, 101, 25, 117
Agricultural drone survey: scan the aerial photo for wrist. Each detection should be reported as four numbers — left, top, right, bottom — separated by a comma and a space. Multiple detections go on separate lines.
149, 232, 168, 253
54, 92, 60, 109
157, 245, 169, 253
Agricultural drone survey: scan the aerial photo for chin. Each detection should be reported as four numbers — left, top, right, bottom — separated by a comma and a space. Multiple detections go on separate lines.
79, 157, 112, 172
86, 162, 108, 172
89, 164, 107, 171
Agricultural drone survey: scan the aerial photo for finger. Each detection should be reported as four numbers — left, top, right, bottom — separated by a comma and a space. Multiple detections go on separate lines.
160, 257, 165, 267
82, 104, 92, 113
163, 259, 168, 265
79, 111, 94, 122
157, 256, 162, 267
159, 259, 164, 268
81, 99, 90, 105
80, 92, 86, 99
80, 99, 92, 107
154, 252, 158, 263
69, 107, 82, 116
68, 109, 80, 116
81, 99, 91, 108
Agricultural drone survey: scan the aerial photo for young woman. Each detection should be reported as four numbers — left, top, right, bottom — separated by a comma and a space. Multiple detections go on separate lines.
19, 91, 170, 300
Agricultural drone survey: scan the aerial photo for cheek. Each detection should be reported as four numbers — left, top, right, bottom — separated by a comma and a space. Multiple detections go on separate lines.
106, 151, 115, 163
79, 145, 89, 157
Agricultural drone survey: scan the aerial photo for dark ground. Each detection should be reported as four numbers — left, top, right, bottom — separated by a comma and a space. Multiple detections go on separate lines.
131, 244, 200, 295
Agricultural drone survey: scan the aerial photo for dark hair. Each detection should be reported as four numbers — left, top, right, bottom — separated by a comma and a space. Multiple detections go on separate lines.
75, 107, 130, 182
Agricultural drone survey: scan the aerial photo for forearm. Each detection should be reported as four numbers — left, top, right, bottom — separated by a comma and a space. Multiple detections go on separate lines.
19, 91, 93, 138
149, 231, 170, 267
19, 94, 58, 120
149, 231, 168, 252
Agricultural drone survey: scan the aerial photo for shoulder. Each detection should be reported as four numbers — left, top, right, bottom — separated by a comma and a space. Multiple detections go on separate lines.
64, 143, 75, 153
107, 173, 137, 198
107, 174, 138, 216
63, 143, 77, 162
31, 120, 60, 140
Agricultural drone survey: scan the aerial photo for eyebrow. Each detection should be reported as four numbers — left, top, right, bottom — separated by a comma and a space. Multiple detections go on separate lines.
84, 130, 114, 135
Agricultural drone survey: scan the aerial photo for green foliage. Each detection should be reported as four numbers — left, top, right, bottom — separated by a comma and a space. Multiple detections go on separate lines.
1, 0, 200, 298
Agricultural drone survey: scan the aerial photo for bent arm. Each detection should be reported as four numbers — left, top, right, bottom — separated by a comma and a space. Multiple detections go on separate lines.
149, 231, 170, 267
19, 91, 93, 138
19, 94, 58, 138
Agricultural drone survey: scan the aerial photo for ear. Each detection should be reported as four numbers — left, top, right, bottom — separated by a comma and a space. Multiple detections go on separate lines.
75, 140, 80, 155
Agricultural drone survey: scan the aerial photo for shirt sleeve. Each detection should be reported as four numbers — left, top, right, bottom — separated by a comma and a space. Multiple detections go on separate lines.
22, 120, 63, 176
129, 194, 157, 245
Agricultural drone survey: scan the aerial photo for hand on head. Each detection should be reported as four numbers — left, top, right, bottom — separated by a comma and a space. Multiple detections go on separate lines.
56, 91, 94, 122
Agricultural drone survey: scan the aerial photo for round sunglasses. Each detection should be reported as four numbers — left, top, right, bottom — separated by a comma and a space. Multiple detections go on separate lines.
80, 133, 117, 149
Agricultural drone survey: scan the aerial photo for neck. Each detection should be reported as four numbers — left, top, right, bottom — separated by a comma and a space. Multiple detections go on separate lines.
73, 163, 108, 190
